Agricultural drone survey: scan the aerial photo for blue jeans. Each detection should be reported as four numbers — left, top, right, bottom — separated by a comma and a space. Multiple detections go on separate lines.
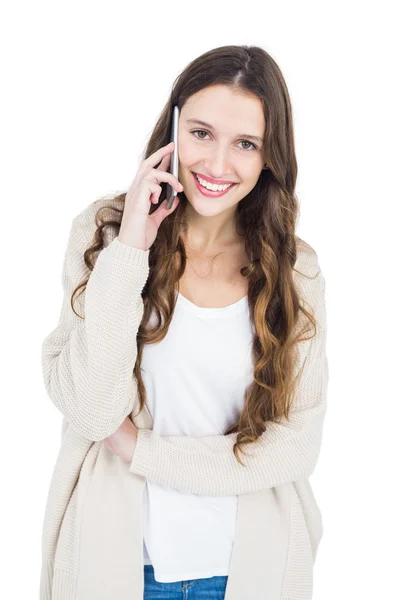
143, 565, 228, 599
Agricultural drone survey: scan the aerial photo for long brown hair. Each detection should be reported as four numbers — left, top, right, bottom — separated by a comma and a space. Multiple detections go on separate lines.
71, 44, 319, 466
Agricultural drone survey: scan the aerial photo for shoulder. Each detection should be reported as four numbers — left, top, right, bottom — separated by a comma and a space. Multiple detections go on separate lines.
67, 193, 125, 253
60, 194, 125, 306
293, 236, 326, 312
72, 193, 124, 239
61, 194, 125, 280
294, 236, 320, 277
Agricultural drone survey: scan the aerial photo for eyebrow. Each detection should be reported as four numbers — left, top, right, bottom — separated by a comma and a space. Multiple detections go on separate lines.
185, 118, 264, 144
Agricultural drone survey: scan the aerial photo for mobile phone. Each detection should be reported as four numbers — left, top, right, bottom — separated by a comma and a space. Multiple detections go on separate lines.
166, 105, 180, 210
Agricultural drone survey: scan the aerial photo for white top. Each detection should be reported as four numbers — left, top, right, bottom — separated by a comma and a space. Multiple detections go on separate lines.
141, 289, 255, 582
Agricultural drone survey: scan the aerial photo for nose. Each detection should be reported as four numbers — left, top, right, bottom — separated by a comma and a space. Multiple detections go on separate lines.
205, 145, 233, 180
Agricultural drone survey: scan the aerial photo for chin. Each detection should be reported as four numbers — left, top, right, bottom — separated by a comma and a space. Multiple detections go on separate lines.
192, 199, 238, 217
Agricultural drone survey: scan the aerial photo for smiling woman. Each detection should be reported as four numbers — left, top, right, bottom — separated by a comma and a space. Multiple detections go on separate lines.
39, 44, 328, 600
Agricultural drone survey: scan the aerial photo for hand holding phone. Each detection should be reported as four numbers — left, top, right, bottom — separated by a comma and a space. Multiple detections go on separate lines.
118, 105, 183, 251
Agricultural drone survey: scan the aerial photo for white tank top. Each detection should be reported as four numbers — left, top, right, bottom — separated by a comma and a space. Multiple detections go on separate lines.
141, 289, 255, 583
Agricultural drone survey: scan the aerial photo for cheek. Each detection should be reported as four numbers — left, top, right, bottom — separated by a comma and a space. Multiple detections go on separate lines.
242, 162, 263, 183
177, 132, 210, 167
177, 143, 198, 168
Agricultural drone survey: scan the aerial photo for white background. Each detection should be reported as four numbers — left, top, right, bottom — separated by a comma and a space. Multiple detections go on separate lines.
1, 1, 399, 598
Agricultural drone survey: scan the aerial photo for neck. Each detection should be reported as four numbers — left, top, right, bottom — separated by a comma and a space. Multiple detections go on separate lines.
182, 204, 241, 253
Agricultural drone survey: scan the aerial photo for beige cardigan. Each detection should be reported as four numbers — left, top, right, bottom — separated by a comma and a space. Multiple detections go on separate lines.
39, 196, 329, 600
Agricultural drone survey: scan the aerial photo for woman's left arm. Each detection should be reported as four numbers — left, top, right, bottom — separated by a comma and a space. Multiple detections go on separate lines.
128, 270, 329, 496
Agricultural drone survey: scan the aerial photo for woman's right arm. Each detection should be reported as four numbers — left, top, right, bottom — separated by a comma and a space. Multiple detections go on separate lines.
41, 213, 150, 441
41, 142, 184, 441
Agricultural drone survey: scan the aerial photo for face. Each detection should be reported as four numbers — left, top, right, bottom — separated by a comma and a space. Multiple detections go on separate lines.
177, 84, 266, 217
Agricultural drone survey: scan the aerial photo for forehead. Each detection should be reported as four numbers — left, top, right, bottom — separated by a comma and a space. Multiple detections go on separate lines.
181, 85, 265, 136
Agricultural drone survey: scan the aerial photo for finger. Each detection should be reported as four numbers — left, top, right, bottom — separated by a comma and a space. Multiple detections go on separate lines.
151, 195, 180, 227
156, 152, 171, 171
143, 141, 175, 170
148, 183, 162, 205
148, 169, 183, 195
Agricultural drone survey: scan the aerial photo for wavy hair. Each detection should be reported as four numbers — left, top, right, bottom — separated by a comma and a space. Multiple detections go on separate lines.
71, 44, 318, 466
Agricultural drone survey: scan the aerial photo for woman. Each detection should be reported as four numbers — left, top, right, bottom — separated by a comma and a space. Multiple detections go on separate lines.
39, 44, 328, 600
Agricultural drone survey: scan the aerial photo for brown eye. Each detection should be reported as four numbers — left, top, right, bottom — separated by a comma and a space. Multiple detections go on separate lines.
192, 130, 209, 140
238, 140, 257, 151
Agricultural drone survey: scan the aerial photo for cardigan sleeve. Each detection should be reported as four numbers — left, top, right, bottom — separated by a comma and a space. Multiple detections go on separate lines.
128, 268, 328, 496
41, 210, 150, 442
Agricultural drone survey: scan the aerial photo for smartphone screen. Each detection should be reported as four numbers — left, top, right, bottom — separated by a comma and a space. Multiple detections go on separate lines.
166, 105, 180, 210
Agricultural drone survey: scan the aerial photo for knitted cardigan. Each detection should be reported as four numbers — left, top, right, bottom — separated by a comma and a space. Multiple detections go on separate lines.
39, 195, 329, 600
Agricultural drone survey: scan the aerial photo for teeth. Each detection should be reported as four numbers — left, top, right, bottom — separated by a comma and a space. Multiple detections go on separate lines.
195, 174, 233, 192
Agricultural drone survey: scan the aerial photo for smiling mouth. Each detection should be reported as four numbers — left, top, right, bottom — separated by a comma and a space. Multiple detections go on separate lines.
191, 172, 238, 197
